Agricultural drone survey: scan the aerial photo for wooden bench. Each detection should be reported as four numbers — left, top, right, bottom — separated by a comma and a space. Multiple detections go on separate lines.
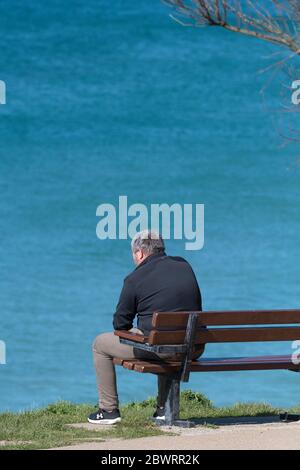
114, 309, 300, 427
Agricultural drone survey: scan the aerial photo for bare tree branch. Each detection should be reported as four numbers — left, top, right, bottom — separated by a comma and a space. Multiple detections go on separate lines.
163, 1, 300, 147
163, 0, 300, 54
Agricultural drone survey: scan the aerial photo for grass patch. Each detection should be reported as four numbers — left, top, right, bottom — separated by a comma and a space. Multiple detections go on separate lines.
0, 391, 284, 450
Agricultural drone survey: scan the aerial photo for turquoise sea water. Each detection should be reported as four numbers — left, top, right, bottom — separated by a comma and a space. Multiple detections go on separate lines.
1, 0, 300, 412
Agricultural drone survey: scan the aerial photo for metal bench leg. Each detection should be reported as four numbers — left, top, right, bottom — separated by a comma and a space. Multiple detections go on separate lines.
155, 375, 195, 428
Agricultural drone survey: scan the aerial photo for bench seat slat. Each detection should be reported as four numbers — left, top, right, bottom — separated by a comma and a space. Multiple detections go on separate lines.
113, 358, 143, 368
112, 358, 139, 368
112, 358, 125, 366
114, 355, 299, 374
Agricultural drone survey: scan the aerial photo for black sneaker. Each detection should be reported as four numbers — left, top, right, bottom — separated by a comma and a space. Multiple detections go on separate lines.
88, 408, 121, 425
153, 406, 165, 421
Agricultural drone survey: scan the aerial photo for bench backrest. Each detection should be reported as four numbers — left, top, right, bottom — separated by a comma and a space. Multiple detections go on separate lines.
148, 309, 300, 345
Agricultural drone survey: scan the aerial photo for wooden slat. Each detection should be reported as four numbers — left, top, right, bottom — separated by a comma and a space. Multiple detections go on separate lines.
122, 360, 141, 371
114, 330, 148, 343
113, 358, 125, 366
152, 312, 201, 328
152, 310, 300, 328
120, 355, 299, 374
138, 361, 298, 373
113, 358, 142, 368
148, 326, 300, 345
133, 360, 180, 373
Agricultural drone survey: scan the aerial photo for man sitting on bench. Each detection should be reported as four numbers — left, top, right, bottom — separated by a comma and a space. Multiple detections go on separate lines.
88, 230, 203, 425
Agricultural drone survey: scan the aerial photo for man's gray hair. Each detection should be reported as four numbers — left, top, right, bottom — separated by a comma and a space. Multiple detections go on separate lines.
131, 230, 165, 256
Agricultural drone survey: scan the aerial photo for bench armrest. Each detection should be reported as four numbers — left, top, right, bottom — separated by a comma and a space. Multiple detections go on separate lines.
114, 330, 148, 344
114, 330, 187, 354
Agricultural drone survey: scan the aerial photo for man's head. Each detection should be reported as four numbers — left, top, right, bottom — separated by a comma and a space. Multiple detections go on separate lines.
131, 230, 165, 266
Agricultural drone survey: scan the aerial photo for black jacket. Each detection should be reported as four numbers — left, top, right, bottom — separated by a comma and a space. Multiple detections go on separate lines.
113, 252, 202, 335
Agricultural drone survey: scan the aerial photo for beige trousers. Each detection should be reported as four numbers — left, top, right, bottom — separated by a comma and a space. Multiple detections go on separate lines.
92, 328, 204, 411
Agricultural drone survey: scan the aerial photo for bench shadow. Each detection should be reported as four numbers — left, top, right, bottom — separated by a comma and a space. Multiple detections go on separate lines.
189, 415, 281, 427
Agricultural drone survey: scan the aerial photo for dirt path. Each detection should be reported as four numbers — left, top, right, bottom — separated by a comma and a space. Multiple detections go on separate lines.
52, 417, 300, 450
